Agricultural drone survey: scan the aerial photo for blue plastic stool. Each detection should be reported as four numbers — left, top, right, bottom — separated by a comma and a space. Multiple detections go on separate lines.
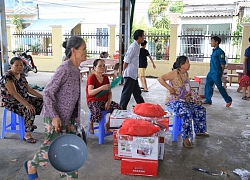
166, 107, 182, 141
1, 108, 25, 139
86, 110, 113, 144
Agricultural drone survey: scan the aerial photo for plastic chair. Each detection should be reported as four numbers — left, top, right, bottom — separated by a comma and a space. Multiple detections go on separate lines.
166, 107, 182, 141
1, 108, 25, 139
86, 110, 113, 144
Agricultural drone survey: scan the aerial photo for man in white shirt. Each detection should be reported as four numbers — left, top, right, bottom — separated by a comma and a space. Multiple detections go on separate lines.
120, 29, 145, 110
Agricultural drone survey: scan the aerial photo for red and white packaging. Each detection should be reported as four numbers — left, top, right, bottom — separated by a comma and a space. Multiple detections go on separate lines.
113, 130, 121, 160
194, 76, 206, 84
121, 158, 158, 177
110, 109, 130, 129
117, 132, 159, 160
158, 136, 165, 160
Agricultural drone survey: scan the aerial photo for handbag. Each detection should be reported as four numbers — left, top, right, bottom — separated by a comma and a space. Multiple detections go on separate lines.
239, 74, 250, 87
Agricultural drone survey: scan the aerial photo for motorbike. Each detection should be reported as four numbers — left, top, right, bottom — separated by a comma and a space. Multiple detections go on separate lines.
12, 49, 38, 76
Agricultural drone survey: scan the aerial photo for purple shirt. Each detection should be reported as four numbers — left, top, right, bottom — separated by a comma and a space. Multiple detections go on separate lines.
41, 60, 81, 126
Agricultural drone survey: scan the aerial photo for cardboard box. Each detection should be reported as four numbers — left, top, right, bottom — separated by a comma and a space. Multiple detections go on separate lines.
190, 79, 199, 87
118, 134, 159, 160
194, 76, 207, 84
121, 158, 158, 177
110, 109, 129, 129
158, 136, 165, 160
198, 83, 205, 98
113, 130, 122, 160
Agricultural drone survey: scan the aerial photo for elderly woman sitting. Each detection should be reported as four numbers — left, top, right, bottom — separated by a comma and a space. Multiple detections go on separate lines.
0, 57, 43, 143
158, 55, 209, 148
86, 59, 122, 133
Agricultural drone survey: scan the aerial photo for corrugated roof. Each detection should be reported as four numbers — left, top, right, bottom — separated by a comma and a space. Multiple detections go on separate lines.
181, 10, 237, 17
239, 1, 250, 8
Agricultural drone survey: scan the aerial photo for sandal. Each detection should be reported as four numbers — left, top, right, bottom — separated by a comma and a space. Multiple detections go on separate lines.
242, 96, 249, 101
196, 132, 210, 137
142, 90, 149, 92
23, 137, 36, 143
24, 161, 38, 180
226, 101, 232, 107
183, 139, 193, 148
202, 100, 212, 105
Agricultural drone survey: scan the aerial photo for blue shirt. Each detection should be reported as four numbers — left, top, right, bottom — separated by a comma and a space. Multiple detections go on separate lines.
123, 40, 140, 80
210, 46, 226, 75
244, 46, 250, 70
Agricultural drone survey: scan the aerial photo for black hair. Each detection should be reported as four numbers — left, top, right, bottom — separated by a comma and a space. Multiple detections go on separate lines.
248, 37, 250, 43
63, 36, 85, 58
133, 29, 144, 40
172, 56, 188, 70
93, 59, 105, 67
100, 51, 108, 58
10, 57, 22, 65
141, 40, 147, 46
211, 36, 221, 44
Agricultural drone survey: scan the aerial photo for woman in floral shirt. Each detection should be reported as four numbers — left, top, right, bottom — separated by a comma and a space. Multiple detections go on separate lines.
0, 57, 43, 143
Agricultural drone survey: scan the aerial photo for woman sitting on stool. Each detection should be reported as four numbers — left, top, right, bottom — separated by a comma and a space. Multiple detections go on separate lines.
0, 57, 43, 143
158, 55, 209, 148
86, 59, 122, 134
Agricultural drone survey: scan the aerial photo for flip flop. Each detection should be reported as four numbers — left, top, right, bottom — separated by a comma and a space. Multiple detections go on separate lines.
142, 90, 149, 92
24, 161, 38, 180
23, 137, 36, 143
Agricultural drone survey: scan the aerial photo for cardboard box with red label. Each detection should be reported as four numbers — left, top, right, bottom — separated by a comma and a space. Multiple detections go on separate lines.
118, 133, 159, 160
194, 76, 207, 84
121, 158, 158, 177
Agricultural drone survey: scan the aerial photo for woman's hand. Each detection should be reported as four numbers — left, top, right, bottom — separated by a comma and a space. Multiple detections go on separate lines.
168, 87, 176, 95
102, 84, 110, 91
52, 117, 62, 133
26, 104, 36, 114
105, 101, 111, 110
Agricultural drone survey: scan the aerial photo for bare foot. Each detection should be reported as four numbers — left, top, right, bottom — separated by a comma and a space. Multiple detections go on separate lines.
89, 122, 94, 134
105, 124, 111, 134
27, 161, 38, 180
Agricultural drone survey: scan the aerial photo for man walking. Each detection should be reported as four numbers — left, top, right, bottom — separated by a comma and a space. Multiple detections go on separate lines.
120, 29, 145, 110
203, 36, 232, 107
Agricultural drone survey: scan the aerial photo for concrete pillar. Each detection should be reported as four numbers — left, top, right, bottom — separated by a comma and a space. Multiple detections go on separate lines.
51, 25, 64, 69
108, 24, 116, 59
6, 24, 16, 59
169, 24, 179, 71
0, 0, 9, 75
241, 23, 250, 63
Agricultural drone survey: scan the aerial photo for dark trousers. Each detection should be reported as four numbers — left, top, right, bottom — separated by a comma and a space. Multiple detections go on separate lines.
120, 77, 144, 110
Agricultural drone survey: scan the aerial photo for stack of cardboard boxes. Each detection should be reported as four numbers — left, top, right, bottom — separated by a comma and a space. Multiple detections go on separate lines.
111, 109, 168, 177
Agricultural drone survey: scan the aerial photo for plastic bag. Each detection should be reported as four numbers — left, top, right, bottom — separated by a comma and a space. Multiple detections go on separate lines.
119, 119, 160, 136
133, 102, 166, 117
239, 75, 250, 87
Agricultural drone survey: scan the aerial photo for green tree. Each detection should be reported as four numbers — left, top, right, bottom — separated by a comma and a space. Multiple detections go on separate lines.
148, 0, 170, 26
169, 1, 184, 13
11, 15, 24, 32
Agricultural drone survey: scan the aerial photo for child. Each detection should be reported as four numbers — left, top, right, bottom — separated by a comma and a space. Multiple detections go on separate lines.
139, 40, 156, 92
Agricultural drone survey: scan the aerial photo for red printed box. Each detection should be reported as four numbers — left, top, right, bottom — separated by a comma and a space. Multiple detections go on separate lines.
113, 130, 122, 160
194, 76, 206, 84
118, 134, 159, 160
121, 158, 158, 177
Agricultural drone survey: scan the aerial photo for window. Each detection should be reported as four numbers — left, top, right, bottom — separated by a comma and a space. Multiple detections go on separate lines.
96, 28, 108, 47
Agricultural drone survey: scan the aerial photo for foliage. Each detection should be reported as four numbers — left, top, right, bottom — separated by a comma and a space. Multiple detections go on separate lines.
30, 44, 41, 53
169, 1, 184, 13
154, 15, 170, 29
11, 15, 24, 32
232, 15, 250, 45
148, 0, 171, 26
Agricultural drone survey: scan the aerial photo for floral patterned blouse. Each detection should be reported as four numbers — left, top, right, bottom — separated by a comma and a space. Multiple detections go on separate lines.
0, 71, 29, 104
166, 70, 190, 103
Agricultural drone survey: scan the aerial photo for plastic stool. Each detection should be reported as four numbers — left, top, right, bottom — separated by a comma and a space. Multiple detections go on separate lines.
86, 110, 113, 144
1, 108, 25, 139
166, 107, 182, 141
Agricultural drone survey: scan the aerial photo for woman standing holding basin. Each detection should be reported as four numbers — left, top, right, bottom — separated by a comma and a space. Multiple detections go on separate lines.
24, 36, 87, 180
